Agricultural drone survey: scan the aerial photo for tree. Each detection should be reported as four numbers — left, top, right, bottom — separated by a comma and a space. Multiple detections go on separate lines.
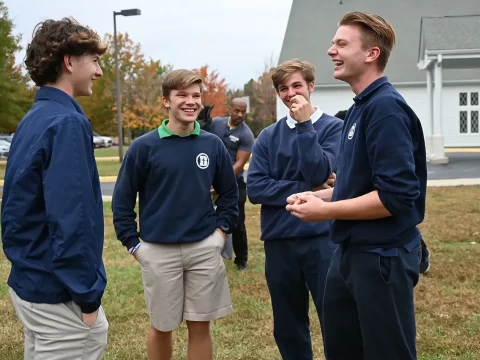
0, 1, 34, 133
78, 33, 172, 140
195, 65, 228, 118
241, 62, 277, 136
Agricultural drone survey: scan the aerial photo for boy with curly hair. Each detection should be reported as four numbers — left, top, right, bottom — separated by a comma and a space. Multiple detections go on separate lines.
1, 17, 109, 359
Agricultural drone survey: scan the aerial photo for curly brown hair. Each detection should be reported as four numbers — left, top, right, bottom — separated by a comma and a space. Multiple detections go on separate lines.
24, 17, 107, 86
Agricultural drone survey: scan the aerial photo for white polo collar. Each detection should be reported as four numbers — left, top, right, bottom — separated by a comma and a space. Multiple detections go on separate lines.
286, 106, 323, 129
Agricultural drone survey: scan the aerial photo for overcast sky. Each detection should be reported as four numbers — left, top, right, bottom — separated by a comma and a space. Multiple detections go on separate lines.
5, 0, 293, 89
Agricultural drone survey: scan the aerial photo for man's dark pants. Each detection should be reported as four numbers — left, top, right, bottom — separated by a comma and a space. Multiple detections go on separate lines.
233, 177, 248, 265
323, 243, 422, 360
264, 236, 334, 360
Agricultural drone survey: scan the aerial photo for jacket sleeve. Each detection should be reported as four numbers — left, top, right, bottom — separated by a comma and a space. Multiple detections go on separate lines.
112, 148, 142, 250
43, 119, 104, 314
212, 139, 239, 232
296, 120, 342, 187
366, 113, 420, 215
247, 129, 311, 207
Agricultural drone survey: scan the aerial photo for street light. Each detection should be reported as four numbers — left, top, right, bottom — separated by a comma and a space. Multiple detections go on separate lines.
113, 8, 141, 162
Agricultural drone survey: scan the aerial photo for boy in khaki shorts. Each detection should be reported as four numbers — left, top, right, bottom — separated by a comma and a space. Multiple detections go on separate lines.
112, 69, 239, 360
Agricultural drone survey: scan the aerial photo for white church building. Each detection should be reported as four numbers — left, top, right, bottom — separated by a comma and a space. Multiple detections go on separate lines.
276, 0, 480, 163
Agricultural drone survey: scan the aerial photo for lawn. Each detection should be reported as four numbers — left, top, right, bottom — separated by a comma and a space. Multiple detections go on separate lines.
95, 146, 128, 158
1, 186, 480, 359
0, 161, 121, 180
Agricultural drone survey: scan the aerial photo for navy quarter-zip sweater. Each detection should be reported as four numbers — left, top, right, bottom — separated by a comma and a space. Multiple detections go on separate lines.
112, 121, 239, 249
1, 87, 106, 313
247, 111, 343, 241
331, 77, 427, 250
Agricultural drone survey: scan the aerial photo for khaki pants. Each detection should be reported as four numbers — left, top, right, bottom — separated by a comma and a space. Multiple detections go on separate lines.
9, 288, 108, 360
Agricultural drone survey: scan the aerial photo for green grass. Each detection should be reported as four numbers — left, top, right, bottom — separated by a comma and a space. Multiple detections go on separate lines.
1, 187, 480, 359
96, 161, 122, 177
94, 146, 128, 158
0, 162, 120, 180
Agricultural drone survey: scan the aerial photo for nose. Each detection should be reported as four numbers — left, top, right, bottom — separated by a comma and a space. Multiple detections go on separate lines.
95, 63, 103, 78
287, 87, 296, 98
327, 45, 336, 57
185, 95, 195, 104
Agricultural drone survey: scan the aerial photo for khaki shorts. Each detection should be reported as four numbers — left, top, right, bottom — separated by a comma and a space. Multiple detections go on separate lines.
9, 288, 108, 360
136, 230, 232, 331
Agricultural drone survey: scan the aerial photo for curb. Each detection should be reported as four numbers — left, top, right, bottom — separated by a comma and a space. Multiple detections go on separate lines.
426, 178, 480, 187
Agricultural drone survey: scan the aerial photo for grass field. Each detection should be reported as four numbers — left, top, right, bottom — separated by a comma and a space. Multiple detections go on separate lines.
0, 160, 121, 180
1, 186, 480, 359
95, 146, 128, 158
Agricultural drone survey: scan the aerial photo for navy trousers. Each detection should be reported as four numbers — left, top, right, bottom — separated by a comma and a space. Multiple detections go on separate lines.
264, 236, 334, 360
323, 244, 422, 360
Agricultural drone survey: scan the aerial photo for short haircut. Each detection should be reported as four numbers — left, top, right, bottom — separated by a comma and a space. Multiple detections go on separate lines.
271, 59, 315, 91
162, 69, 203, 98
24, 17, 107, 86
339, 11, 396, 71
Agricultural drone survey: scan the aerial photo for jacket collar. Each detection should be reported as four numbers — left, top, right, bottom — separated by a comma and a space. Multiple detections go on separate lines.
353, 76, 389, 104
35, 86, 85, 116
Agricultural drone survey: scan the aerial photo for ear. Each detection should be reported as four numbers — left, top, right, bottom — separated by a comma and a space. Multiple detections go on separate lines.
63, 55, 74, 74
162, 96, 170, 109
365, 47, 381, 65
308, 81, 315, 93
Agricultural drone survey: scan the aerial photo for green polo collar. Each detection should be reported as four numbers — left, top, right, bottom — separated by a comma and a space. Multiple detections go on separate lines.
158, 119, 201, 138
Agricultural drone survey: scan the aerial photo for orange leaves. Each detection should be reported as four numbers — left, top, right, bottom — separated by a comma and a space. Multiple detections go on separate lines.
195, 65, 228, 118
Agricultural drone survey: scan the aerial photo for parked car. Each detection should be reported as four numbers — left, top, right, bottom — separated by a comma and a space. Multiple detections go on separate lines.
0, 135, 13, 143
0, 139, 11, 158
93, 132, 113, 148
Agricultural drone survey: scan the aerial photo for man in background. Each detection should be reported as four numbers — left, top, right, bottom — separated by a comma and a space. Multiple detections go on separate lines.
210, 98, 255, 271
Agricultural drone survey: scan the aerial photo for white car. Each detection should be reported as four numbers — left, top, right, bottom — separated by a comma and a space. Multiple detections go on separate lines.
93, 132, 113, 148
0, 139, 11, 158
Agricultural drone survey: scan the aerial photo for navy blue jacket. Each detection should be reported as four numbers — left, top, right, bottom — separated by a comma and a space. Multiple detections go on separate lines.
247, 112, 343, 241
331, 77, 427, 250
112, 123, 239, 249
1, 87, 106, 313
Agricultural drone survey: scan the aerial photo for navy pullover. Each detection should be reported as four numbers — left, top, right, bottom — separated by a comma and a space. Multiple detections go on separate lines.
1, 87, 106, 313
247, 112, 343, 241
331, 77, 427, 250
112, 121, 239, 249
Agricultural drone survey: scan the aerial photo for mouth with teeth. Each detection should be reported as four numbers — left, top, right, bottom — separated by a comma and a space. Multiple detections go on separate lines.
333, 60, 344, 70
182, 108, 197, 117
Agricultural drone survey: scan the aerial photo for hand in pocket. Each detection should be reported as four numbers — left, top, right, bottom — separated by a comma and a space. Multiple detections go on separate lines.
81, 309, 99, 328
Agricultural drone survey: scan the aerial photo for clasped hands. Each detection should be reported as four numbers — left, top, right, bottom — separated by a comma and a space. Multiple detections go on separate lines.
285, 172, 336, 222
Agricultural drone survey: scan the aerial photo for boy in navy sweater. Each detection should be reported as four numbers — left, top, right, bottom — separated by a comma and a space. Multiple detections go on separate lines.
1, 18, 108, 359
287, 12, 427, 360
112, 69, 238, 360
247, 59, 342, 360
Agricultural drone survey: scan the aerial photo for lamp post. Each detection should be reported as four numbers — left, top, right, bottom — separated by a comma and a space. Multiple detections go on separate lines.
113, 8, 141, 162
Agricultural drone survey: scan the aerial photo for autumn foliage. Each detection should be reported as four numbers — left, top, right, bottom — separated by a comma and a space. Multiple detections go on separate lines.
2, 0, 278, 139
195, 65, 228, 118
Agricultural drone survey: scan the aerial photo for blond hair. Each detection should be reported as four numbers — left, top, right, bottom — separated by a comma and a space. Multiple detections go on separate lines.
271, 59, 315, 91
162, 69, 203, 98
339, 12, 396, 71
